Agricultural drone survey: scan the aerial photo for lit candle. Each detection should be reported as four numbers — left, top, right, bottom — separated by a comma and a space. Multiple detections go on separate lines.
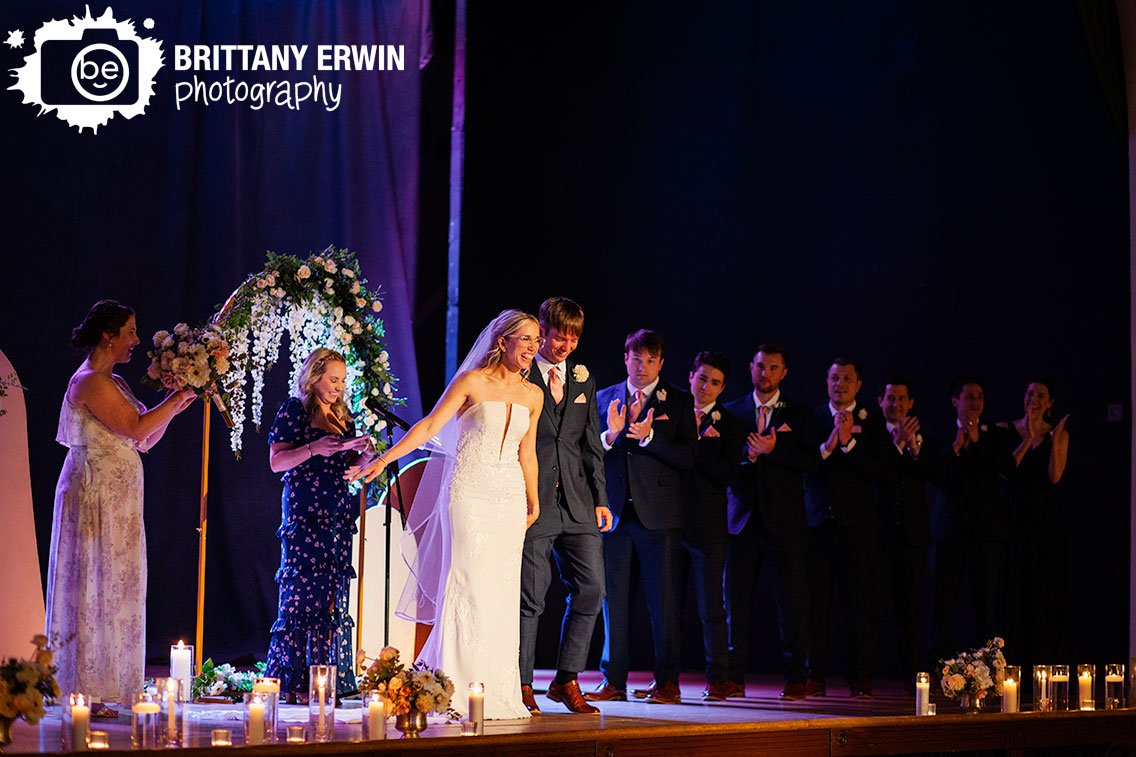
285, 725, 305, 743
1002, 678, 1018, 713
1078, 670, 1093, 710
87, 731, 109, 751
367, 697, 386, 740
1105, 674, 1124, 683
170, 641, 193, 702
1039, 669, 1049, 699
247, 700, 265, 745
914, 673, 930, 716
165, 679, 179, 741
132, 701, 161, 715
211, 729, 233, 747
468, 682, 485, 735
317, 675, 327, 733
71, 694, 90, 752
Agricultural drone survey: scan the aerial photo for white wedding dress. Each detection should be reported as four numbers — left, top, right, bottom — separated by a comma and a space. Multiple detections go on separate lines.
416, 401, 531, 720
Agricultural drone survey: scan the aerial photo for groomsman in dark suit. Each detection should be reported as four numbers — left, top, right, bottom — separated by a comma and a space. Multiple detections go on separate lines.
723, 344, 819, 699
928, 376, 1015, 663
874, 377, 938, 688
804, 357, 887, 698
681, 351, 744, 701
519, 297, 612, 714
585, 329, 696, 705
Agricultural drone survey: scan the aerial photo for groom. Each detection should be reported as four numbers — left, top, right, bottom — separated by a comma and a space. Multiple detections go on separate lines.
519, 297, 613, 714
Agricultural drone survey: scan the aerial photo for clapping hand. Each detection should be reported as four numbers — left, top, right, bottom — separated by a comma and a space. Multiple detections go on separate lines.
605, 399, 627, 441
1050, 413, 1070, 450
627, 407, 654, 441
835, 410, 854, 446
891, 416, 920, 450
746, 429, 776, 460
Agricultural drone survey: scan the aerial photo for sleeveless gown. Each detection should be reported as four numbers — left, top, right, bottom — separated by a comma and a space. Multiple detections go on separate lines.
46, 380, 147, 704
417, 401, 532, 720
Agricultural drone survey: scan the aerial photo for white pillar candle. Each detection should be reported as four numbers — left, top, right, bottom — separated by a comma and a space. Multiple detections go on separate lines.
252, 679, 280, 694
1002, 678, 1018, 713
1078, 671, 1093, 710
247, 701, 265, 745
317, 675, 327, 733
1105, 674, 1124, 683
71, 695, 90, 752
170, 641, 193, 702
914, 675, 930, 716
468, 682, 485, 734
367, 699, 386, 740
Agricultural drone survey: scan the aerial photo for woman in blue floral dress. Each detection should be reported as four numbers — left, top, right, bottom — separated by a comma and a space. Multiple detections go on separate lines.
266, 348, 371, 697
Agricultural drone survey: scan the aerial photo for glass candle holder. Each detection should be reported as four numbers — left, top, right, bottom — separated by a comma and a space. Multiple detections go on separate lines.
65, 692, 90, 752
87, 731, 109, 751
1077, 664, 1095, 711
285, 725, 306, 743
131, 692, 162, 749
1104, 663, 1125, 710
156, 677, 183, 747
468, 682, 485, 734
308, 665, 336, 742
252, 677, 280, 743
1001, 666, 1020, 713
245, 691, 269, 746
211, 728, 233, 746
361, 690, 387, 740
1033, 665, 1053, 711
460, 721, 477, 736
914, 672, 931, 716
1050, 664, 1070, 710
169, 641, 194, 703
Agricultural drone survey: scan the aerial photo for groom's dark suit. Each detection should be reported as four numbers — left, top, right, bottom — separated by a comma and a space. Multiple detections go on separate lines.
519, 358, 607, 687
596, 378, 696, 690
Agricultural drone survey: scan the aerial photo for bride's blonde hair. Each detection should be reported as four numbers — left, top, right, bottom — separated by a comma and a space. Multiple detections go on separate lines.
295, 347, 352, 428
475, 309, 538, 373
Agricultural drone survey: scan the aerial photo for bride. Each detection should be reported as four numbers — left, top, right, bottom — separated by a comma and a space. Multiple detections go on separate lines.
348, 309, 542, 719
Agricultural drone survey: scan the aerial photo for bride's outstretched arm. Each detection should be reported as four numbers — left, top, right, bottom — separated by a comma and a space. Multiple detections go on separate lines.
519, 400, 541, 528
346, 371, 477, 483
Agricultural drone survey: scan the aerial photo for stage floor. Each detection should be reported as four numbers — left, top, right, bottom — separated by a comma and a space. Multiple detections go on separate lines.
7, 671, 1136, 756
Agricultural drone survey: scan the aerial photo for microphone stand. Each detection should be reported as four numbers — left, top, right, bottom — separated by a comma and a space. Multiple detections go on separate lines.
376, 405, 411, 646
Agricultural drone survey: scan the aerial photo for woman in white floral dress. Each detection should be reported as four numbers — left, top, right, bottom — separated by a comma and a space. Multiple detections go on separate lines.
46, 301, 195, 713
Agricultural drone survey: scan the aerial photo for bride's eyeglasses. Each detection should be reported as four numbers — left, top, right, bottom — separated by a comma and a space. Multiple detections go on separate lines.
506, 335, 544, 347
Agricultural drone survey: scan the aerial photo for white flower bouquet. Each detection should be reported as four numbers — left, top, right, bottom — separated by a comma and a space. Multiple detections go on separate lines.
939, 636, 1007, 705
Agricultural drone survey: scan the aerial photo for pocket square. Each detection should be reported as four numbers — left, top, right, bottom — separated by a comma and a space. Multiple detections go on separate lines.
851, 424, 863, 434
573, 393, 587, 404
655, 414, 669, 421
701, 426, 721, 438
776, 423, 792, 432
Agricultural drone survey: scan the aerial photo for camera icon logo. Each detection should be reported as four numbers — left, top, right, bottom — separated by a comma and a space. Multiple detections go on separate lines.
10, 7, 163, 133
41, 29, 138, 105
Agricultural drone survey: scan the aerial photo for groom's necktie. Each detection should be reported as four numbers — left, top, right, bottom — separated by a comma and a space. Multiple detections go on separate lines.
548, 366, 564, 405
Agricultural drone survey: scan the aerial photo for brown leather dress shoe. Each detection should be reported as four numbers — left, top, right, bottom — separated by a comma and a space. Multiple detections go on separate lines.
583, 680, 627, 702
804, 679, 827, 697
780, 682, 808, 700
520, 684, 542, 714
631, 680, 656, 699
849, 679, 874, 699
645, 681, 682, 705
547, 680, 600, 714
724, 680, 746, 698
703, 681, 731, 701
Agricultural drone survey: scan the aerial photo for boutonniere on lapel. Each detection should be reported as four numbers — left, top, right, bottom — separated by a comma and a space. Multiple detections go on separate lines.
857, 407, 868, 421
980, 423, 989, 432
775, 400, 786, 410
572, 364, 589, 382
656, 388, 667, 402
711, 410, 721, 423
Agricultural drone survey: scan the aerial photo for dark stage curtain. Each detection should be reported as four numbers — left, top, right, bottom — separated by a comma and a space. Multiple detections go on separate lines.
0, 0, 428, 663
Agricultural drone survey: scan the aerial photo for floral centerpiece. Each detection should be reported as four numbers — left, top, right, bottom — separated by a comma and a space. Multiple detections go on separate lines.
939, 636, 1007, 711
358, 647, 457, 720
144, 322, 236, 426
0, 635, 60, 737
189, 659, 268, 702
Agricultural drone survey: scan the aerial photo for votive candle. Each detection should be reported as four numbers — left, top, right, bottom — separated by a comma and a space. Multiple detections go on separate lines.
211, 729, 233, 747
87, 731, 109, 751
